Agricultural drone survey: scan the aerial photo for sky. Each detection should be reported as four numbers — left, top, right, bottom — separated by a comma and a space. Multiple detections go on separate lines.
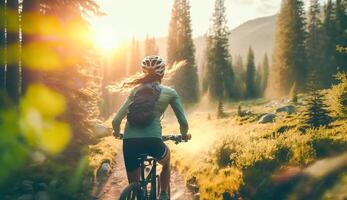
88, 0, 327, 52
89, 0, 282, 41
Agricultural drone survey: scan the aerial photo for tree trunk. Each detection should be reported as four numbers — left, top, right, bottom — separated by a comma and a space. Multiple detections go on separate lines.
21, 0, 40, 93
5, 0, 20, 104
0, 0, 6, 90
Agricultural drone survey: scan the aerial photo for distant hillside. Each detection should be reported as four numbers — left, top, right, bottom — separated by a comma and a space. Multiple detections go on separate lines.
153, 14, 277, 70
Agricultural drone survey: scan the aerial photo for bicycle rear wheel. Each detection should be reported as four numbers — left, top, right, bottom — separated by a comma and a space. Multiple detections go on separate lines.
119, 183, 142, 200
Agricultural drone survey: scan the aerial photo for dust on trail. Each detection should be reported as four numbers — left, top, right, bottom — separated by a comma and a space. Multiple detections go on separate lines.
94, 146, 194, 200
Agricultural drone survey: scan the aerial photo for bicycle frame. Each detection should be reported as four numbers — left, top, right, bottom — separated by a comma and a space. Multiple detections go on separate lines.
138, 154, 158, 200
117, 134, 190, 200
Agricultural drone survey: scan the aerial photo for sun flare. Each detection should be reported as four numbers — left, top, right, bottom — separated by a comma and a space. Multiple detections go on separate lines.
91, 22, 126, 54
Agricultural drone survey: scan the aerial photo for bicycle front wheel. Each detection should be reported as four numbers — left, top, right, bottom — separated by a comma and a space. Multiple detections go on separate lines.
119, 183, 142, 200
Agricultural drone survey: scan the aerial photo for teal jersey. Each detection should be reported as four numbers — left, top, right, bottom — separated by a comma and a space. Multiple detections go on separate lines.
112, 84, 188, 139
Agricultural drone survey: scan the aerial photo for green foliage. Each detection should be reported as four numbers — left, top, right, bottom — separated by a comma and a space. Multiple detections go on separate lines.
290, 82, 298, 103
5, 0, 20, 104
269, 0, 307, 96
203, 0, 234, 100
0, 1, 5, 90
322, 0, 338, 85
245, 47, 256, 99
217, 100, 227, 119
167, 0, 199, 103
232, 55, 246, 99
335, 0, 347, 72
237, 104, 242, 117
328, 72, 347, 118
169, 96, 347, 199
1, 0, 102, 198
307, 0, 333, 88
0, 97, 28, 186
303, 74, 332, 128
260, 53, 269, 96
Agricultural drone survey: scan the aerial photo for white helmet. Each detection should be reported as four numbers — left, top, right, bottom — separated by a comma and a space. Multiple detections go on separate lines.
141, 55, 166, 76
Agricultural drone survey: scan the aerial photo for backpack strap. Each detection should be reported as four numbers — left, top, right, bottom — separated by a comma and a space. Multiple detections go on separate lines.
151, 83, 161, 101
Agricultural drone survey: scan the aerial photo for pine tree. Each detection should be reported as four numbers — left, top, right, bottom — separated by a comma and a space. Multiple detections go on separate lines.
217, 99, 226, 119
290, 82, 298, 103
329, 72, 347, 118
167, 0, 199, 103
269, 0, 307, 96
246, 47, 256, 98
144, 35, 158, 56
167, 0, 179, 66
322, 0, 338, 85
255, 62, 262, 97
0, 1, 5, 91
6, 0, 20, 104
303, 73, 332, 128
261, 53, 269, 95
204, 0, 234, 100
129, 36, 141, 75
237, 104, 242, 117
232, 55, 246, 99
306, 0, 331, 88
335, 0, 347, 72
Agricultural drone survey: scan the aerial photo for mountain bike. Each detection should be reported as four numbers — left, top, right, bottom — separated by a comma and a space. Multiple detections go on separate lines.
117, 134, 190, 200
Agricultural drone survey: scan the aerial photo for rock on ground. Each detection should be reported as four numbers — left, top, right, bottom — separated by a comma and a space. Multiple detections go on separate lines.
258, 113, 277, 123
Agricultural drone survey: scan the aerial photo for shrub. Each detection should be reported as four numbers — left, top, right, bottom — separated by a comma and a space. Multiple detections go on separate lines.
328, 72, 347, 118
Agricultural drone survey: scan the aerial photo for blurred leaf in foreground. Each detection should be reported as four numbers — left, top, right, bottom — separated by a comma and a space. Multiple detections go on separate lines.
0, 95, 28, 185
20, 84, 71, 154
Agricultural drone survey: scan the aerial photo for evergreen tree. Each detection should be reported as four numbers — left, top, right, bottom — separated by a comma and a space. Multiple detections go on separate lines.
290, 82, 298, 103
167, 0, 199, 103
261, 53, 269, 95
255, 62, 262, 97
0, 1, 5, 91
144, 35, 158, 56
21, 0, 40, 92
129, 36, 141, 75
306, 0, 330, 88
232, 55, 246, 99
237, 104, 242, 117
322, 0, 338, 86
234, 55, 245, 80
329, 72, 347, 118
204, 0, 233, 100
6, 0, 20, 104
303, 73, 332, 128
167, 0, 179, 66
217, 99, 226, 119
246, 47, 256, 98
335, 0, 347, 72
269, 0, 307, 96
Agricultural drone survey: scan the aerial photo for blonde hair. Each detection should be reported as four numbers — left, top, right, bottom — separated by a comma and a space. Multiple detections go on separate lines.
107, 60, 186, 93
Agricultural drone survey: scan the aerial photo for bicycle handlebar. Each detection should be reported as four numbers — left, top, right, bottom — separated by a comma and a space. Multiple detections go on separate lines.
115, 133, 191, 144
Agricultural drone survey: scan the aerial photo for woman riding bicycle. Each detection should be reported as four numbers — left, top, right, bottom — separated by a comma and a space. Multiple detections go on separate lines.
112, 55, 189, 200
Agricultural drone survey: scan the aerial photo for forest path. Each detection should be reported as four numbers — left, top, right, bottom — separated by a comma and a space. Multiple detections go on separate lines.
94, 146, 195, 200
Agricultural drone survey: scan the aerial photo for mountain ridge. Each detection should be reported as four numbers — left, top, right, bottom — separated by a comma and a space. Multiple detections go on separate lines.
152, 14, 277, 69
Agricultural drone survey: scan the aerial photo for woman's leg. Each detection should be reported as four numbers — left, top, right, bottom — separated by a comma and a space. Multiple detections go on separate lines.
126, 167, 141, 183
123, 140, 141, 184
158, 146, 170, 193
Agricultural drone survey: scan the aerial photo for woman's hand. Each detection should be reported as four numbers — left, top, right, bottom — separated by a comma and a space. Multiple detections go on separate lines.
112, 130, 120, 138
182, 134, 191, 142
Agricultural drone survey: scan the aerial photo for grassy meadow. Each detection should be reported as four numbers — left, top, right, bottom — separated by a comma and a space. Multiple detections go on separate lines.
161, 93, 347, 199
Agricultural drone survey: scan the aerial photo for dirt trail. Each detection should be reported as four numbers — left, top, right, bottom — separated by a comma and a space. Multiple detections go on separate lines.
94, 147, 194, 200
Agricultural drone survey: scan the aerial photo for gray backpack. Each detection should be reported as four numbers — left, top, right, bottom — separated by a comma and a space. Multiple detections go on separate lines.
127, 83, 161, 127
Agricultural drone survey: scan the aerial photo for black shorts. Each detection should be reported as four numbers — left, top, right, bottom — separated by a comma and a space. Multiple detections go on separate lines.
123, 138, 167, 172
